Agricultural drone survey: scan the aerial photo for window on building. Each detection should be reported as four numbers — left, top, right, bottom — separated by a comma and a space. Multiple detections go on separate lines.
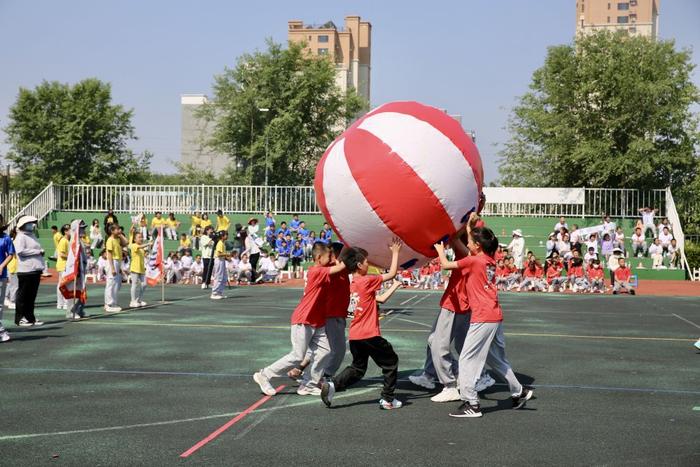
618, 2, 629, 10
617, 15, 629, 23
317, 48, 328, 55
607, 3, 611, 9
607, 16, 610, 22
581, 3, 584, 12
630, 13, 637, 22
318, 35, 329, 43
630, 0, 637, 6
629, 26, 637, 33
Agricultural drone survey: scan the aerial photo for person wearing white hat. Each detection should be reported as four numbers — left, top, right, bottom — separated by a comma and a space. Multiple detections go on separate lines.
507, 230, 525, 271
0, 214, 16, 341
13, 215, 45, 327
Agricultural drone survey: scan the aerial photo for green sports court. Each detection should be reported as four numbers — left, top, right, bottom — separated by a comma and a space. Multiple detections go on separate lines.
1, 282, 698, 465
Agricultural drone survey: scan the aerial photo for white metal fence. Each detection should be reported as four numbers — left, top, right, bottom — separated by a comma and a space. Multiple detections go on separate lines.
0, 190, 24, 219
7, 183, 56, 228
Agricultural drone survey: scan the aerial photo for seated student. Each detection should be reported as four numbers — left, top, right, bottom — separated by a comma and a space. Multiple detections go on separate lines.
648, 238, 664, 269
518, 258, 546, 292
568, 257, 588, 293
613, 226, 625, 253
265, 224, 276, 247
226, 251, 240, 282
612, 257, 636, 295
658, 227, 673, 254
494, 245, 506, 262
297, 221, 309, 241
276, 221, 290, 238
86, 250, 97, 276
96, 250, 108, 281
504, 256, 521, 290
276, 240, 290, 270
180, 250, 194, 284
545, 233, 556, 258
555, 233, 572, 260
289, 214, 301, 234
418, 264, 432, 289
584, 233, 599, 255
630, 227, 646, 258
320, 223, 333, 244
304, 231, 317, 260
399, 268, 414, 287
584, 246, 598, 266
191, 255, 204, 284
238, 253, 253, 284
587, 259, 606, 293
495, 258, 509, 291
667, 239, 680, 269
601, 233, 614, 261
545, 253, 567, 293
290, 240, 304, 279
167, 253, 184, 283
430, 259, 443, 289
178, 233, 191, 256
258, 251, 280, 283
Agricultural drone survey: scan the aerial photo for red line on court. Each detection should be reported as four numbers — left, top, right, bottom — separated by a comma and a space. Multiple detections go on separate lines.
179, 385, 286, 458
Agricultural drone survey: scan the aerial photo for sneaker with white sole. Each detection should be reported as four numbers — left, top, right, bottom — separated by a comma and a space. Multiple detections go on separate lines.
321, 381, 335, 407
430, 386, 461, 402
210, 294, 225, 300
32, 321, 44, 327
253, 370, 277, 396
1, 331, 10, 343
512, 388, 534, 409
18, 318, 32, 327
296, 384, 322, 396
105, 305, 122, 313
694, 338, 700, 351
201, 284, 208, 289
408, 373, 436, 390
139, 301, 147, 307
449, 401, 482, 418
129, 301, 140, 308
379, 398, 403, 410
475, 373, 496, 392
7, 302, 15, 309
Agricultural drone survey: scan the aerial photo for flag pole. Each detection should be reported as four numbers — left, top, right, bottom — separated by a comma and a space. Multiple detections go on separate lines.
160, 225, 165, 303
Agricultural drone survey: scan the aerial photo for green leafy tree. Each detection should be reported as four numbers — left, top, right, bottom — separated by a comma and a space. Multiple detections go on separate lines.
199, 39, 367, 185
498, 31, 700, 190
4, 79, 151, 196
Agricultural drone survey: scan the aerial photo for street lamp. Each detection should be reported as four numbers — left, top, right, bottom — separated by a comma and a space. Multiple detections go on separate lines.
258, 108, 270, 186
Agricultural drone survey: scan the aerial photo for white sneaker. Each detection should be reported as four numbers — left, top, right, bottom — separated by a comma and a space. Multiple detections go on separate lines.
475, 373, 496, 392
18, 318, 32, 327
129, 301, 140, 308
32, 321, 44, 327
253, 371, 277, 396
408, 373, 436, 390
210, 294, 225, 300
105, 305, 122, 313
7, 302, 15, 309
296, 384, 322, 396
139, 301, 147, 307
1, 331, 10, 342
379, 398, 403, 410
430, 386, 461, 402
201, 284, 208, 289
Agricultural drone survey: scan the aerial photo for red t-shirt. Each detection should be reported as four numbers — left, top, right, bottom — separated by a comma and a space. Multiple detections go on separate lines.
546, 264, 563, 283
495, 266, 508, 277
420, 266, 430, 276
588, 267, 604, 280
569, 265, 584, 278
507, 265, 518, 274
615, 267, 631, 282
326, 270, 351, 318
524, 265, 543, 278
494, 250, 505, 262
430, 263, 441, 274
439, 268, 469, 314
456, 254, 502, 323
291, 266, 330, 327
347, 274, 384, 340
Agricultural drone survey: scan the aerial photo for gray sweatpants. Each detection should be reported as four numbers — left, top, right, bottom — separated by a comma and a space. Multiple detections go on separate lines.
7, 274, 17, 303
262, 324, 330, 386
0, 278, 6, 331
590, 279, 605, 292
613, 281, 631, 293
324, 317, 347, 376
104, 260, 122, 306
428, 308, 469, 387
130, 273, 145, 303
458, 322, 523, 404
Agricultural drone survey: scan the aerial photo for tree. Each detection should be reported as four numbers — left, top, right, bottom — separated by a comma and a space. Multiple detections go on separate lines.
199, 39, 367, 185
498, 31, 700, 191
4, 79, 151, 196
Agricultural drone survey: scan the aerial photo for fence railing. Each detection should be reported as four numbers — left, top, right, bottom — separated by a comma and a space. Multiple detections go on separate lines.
0, 190, 25, 219
7, 183, 56, 229
55, 185, 319, 215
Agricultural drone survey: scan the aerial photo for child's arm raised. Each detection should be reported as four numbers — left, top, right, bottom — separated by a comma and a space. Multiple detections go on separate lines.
376, 279, 402, 304
380, 238, 402, 282
434, 242, 459, 270
328, 260, 346, 275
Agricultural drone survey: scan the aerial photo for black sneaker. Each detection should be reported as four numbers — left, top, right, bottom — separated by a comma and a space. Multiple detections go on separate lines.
630, 289, 636, 295
612, 290, 618, 295
448, 401, 482, 418
512, 388, 534, 409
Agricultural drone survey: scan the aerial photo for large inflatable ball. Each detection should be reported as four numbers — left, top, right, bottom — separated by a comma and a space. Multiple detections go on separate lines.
314, 101, 484, 269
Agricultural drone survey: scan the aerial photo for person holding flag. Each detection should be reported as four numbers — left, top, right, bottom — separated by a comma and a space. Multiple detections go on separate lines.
59, 219, 89, 320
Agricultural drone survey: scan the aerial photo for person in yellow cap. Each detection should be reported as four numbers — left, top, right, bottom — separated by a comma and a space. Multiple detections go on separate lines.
215, 210, 230, 234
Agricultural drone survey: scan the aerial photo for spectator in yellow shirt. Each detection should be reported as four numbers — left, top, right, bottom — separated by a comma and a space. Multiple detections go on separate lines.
165, 213, 180, 240
55, 225, 71, 312
190, 211, 202, 236
129, 232, 151, 308
150, 212, 166, 236
215, 209, 230, 233
51, 225, 61, 261
178, 233, 192, 255
200, 213, 212, 230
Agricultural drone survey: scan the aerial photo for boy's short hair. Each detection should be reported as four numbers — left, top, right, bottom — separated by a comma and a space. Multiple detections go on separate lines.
311, 241, 330, 260
571, 257, 583, 267
471, 227, 498, 256
339, 246, 368, 273
592, 258, 600, 265
330, 241, 344, 257
51, 225, 58, 231
60, 224, 70, 235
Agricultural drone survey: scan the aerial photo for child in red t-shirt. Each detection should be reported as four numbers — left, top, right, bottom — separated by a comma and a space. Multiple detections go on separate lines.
254, 242, 346, 397
518, 258, 546, 292
495, 258, 509, 291
545, 254, 567, 293
568, 257, 588, 292
588, 259, 605, 293
613, 257, 636, 295
418, 265, 431, 289
321, 239, 404, 410
434, 214, 533, 418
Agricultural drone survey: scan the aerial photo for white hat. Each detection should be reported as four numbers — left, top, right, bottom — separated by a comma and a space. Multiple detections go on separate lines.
512, 229, 523, 237
17, 215, 38, 229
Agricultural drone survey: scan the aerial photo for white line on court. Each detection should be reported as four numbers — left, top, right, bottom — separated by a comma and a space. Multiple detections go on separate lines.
399, 295, 418, 305
0, 387, 378, 441
671, 313, 700, 330
394, 317, 432, 328
233, 393, 291, 440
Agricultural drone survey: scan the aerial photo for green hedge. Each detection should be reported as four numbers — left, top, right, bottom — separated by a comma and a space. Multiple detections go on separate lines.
685, 242, 700, 269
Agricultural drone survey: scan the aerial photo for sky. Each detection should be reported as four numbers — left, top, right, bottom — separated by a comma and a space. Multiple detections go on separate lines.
1, 0, 698, 183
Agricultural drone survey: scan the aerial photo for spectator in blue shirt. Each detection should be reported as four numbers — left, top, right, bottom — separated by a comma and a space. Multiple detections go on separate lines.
298, 221, 309, 239
291, 240, 304, 279
264, 211, 276, 228
289, 214, 301, 233
276, 221, 290, 238
320, 223, 333, 243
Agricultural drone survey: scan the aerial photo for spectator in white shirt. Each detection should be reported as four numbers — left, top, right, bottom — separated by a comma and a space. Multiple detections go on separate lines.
238, 254, 253, 284
507, 230, 526, 270
658, 227, 673, 253
613, 226, 625, 252
191, 255, 204, 284
602, 215, 615, 237
258, 252, 280, 283
657, 218, 672, 235
648, 238, 664, 269
585, 233, 599, 255
639, 207, 658, 239
608, 248, 624, 285
668, 239, 679, 269
584, 246, 598, 266
546, 233, 556, 257
631, 227, 646, 257
181, 251, 194, 283
569, 224, 582, 253
556, 233, 572, 260
554, 216, 568, 233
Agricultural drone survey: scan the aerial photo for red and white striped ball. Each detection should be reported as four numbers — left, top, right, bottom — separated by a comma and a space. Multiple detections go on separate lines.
314, 101, 484, 269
